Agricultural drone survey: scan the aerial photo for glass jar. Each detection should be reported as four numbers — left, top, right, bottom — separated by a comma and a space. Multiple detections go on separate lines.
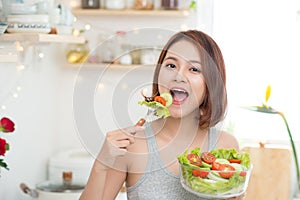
114, 31, 132, 64
66, 42, 90, 64
81, 0, 100, 9
105, 0, 125, 10
161, 0, 178, 10
133, 0, 154, 10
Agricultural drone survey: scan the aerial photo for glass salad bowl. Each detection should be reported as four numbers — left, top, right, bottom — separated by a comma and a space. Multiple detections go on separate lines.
178, 148, 252, 199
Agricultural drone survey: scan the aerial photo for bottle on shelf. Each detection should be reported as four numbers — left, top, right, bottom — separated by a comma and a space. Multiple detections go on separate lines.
105, 0, 125, 10
101, 38, 115, 63
132, 0, 154, 10
81, 0, 100, 9
114, 30, 132, 65
161, 0, 178, 10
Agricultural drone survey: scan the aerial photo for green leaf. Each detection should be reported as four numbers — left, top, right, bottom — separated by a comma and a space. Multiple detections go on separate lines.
5, 143, 9, 151
0, 159, 9, 170
242, 105, 279, 114
138, 100, 171, 118
189, 0, 197, 10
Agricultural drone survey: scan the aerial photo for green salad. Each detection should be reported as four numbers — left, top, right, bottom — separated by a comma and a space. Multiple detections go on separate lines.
177, 147, 251, 196
138, 92, 173, 118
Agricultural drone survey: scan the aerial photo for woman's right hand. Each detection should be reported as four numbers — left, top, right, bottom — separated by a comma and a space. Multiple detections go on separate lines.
97, 125, 144, 169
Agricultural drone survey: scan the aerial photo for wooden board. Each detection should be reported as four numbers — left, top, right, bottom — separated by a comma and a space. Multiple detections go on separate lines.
242, 146, 291, 200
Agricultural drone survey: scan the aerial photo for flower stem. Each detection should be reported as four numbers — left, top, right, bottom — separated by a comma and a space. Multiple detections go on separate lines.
279, 112, 300, 190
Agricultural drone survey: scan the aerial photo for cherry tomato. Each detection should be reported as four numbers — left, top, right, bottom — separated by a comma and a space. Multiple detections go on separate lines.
201, 152, 216, 164
228, 159, 241, 164
187, 154, 202, 167
239, 171, 247, 177
154, 96, 166, 106
192, 169, 209, 178
212, 162, 221, 170
218, 164, 235, 179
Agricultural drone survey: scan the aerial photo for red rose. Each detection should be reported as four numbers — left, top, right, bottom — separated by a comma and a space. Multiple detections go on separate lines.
0, 138, 8, 156
0, 117, 15, 133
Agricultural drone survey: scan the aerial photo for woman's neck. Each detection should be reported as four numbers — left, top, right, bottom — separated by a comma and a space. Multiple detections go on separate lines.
153, 109, 202, 141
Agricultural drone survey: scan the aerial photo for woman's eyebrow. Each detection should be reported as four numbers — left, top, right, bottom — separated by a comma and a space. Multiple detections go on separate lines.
164, 56, 202, 65
163, 56, 178, 62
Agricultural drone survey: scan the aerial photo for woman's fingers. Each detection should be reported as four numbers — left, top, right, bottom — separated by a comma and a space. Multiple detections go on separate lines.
115, 139, 131, 148
107, 131, 134, 143
97, 124, 144, 169
106, 125, 144, 149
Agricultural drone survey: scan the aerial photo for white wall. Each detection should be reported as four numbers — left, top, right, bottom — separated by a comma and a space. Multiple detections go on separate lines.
212, 0, 300, 142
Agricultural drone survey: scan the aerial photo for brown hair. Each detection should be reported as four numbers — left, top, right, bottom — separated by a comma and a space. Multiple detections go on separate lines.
152, 30, 227, 128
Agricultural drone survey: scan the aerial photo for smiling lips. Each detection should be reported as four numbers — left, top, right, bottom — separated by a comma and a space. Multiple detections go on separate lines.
170, 88, 189, 105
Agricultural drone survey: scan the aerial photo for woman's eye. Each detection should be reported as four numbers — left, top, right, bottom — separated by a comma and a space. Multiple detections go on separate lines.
190, 67, 201, 73
166, 63, 176, 69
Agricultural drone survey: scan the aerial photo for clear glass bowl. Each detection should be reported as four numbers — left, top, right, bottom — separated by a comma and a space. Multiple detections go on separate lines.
179, 163, 252, 199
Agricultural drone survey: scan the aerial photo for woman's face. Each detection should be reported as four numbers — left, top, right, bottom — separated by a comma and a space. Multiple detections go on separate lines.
158, 39, 206, 118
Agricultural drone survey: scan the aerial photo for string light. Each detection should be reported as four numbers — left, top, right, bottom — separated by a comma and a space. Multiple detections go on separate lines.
16, 64, 25, 71
1, 41, 42, 112
85, 24, 91, 31
12, 93, 18, 98
98, 83, 105, 91
38, 52, 44, 58
73, 29, 80, 36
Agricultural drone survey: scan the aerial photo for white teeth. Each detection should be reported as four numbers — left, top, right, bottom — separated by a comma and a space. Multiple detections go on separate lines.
170, 88, 189, 97
171, 89, 186, 92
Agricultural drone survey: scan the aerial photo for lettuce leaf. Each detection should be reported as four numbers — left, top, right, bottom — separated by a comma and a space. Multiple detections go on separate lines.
138, 100, 170, 118
210, 148, 250, 169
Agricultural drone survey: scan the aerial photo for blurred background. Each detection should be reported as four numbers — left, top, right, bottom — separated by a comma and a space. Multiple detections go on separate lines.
0, 0, 299, 199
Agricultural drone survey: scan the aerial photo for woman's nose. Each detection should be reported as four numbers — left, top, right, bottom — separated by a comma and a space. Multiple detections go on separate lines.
174, 69, 187, 83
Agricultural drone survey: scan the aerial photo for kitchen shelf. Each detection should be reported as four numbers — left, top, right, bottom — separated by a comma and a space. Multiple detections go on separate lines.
0, 54, 18, 63
72, 8, 190, 17
0, 33, 85, 44
65, 62, 155, 70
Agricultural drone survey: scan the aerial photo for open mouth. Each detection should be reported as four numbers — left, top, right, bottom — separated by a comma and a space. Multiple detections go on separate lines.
170, 88, 189, 104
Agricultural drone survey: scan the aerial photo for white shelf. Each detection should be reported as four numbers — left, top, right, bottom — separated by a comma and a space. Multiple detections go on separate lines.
65, 62, 155, 70
72, 8, 190, 17
0, 33, 85, 44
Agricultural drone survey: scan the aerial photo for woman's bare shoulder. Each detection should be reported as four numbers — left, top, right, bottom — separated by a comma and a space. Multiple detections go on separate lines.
216, 130, 240, 151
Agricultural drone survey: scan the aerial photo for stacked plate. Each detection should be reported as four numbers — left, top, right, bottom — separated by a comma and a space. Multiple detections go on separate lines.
6, 3, 51, 33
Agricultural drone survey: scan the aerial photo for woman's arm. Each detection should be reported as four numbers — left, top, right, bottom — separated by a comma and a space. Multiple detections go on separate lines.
80, 159, 126, 200
80, 125, 143, 200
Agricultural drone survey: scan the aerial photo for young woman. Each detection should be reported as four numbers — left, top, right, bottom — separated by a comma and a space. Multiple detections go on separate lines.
80, 30, 242, 200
